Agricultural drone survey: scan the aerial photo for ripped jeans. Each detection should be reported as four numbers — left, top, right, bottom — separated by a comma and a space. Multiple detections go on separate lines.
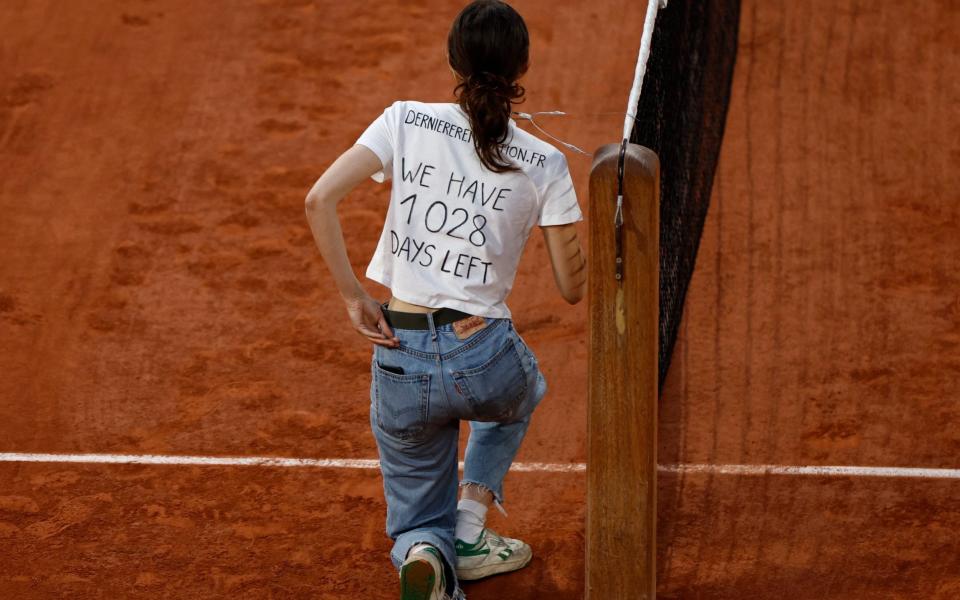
369, 308, 547, 593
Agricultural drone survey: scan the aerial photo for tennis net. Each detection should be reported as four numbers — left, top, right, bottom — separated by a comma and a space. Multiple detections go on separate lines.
630, 0, 741, 388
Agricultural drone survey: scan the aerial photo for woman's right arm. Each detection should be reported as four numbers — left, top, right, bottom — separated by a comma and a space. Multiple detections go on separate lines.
541, 223, 586, 304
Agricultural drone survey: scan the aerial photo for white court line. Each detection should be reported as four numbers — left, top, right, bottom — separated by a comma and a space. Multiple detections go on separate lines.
659, 463, 960, 479
0, 453, 958, 479
0, 453, 582, 473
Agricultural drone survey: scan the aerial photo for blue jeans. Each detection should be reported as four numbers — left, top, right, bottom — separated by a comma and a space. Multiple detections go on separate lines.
369, 306, 547, 593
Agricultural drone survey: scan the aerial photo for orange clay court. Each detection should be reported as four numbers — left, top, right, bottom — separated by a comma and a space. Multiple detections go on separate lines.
0, 1, 957, 598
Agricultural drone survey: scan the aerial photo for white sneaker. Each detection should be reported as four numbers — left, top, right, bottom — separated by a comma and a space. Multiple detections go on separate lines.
400, 544, 465, 600
454, 528, 533, 581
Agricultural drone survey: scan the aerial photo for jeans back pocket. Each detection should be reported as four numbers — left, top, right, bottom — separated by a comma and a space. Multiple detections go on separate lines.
452, 337, 528, 421
373, 362, 431, 442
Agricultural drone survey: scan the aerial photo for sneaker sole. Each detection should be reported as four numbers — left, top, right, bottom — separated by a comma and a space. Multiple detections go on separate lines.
455, 548, 533, 581
400, 558, 438, 600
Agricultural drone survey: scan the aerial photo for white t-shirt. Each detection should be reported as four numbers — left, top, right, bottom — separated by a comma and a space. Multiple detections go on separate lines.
355, 100, 582, 319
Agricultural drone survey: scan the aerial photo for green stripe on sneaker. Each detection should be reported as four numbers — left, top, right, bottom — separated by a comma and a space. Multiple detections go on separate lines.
455, 536, 490, 557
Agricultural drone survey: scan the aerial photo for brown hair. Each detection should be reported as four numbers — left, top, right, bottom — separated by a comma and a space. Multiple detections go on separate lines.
447, 0, 529, 173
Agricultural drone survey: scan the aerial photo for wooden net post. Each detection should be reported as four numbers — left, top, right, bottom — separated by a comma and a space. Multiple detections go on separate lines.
586, 142, 660, 599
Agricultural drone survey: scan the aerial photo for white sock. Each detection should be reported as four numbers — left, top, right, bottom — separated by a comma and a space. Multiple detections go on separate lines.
455, 498, 488, 543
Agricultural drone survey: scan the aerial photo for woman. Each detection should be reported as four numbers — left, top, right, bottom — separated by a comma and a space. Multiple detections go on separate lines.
304, 2, 586, 598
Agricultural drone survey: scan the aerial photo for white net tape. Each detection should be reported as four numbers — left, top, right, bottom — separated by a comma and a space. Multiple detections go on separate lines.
623, 0, 668, 141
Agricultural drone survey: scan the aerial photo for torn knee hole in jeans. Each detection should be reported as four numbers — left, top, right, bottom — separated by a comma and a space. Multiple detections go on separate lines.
459, 481, 508, 517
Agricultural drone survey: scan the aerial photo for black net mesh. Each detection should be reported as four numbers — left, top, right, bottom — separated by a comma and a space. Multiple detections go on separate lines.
629, 0, 741, 389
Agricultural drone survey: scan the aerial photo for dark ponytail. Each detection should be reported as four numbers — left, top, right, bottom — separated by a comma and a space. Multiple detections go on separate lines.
447, 0, 529, 173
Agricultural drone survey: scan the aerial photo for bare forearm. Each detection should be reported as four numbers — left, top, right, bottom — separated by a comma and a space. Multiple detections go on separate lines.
542, 223, 587, 304
565, 234, 587, 301
302, 144, 384, 301
304, 198, 363, 300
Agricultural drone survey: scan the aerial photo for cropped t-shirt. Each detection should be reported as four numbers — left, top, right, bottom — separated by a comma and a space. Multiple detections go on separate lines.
355, 100, 583, 319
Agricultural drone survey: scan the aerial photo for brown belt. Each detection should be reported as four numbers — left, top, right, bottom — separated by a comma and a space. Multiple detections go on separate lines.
379, 301, 476, 330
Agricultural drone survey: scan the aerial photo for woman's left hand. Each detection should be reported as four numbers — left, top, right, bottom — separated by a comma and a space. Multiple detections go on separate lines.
343, 292, 399, 348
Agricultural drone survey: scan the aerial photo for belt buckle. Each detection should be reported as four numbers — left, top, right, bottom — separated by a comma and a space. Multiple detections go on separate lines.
452, 315, 487, 340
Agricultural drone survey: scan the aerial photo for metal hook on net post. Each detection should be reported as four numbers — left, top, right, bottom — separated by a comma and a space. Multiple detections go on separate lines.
614, 138, 627, 285
611, 0, 668, 285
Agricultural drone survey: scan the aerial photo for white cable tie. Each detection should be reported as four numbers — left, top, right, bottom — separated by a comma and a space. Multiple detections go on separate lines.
512, 109, 650, 159
525, 113, 592, 156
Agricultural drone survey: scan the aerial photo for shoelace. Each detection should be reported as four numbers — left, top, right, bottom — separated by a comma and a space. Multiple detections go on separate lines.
484, 529, 510, 551
450, 588, 467, 600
